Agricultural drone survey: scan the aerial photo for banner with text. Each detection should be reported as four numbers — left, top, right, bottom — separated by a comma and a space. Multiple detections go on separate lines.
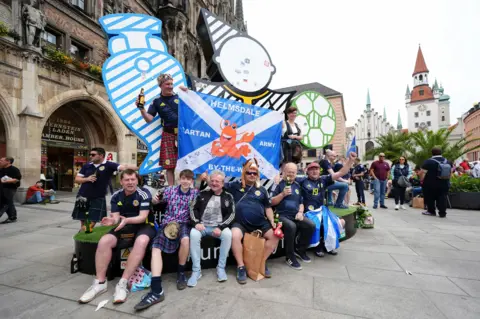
177, 91, 283, 179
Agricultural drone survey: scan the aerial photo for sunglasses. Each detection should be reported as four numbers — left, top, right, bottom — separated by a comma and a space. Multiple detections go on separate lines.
89, 153, 98, 157
379, 155, 385, 157
246, 171, 258, 176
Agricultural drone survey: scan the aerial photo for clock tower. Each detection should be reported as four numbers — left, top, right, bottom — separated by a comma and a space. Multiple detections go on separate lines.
405, 46, 451, 132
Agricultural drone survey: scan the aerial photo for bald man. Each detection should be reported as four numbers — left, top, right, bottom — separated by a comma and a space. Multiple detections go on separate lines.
271, 162, 315, 270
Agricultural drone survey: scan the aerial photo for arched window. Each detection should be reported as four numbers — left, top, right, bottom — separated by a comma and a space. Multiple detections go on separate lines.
196, 52, 202, 77
365, 141, 374, 160
419, 74, 423, 81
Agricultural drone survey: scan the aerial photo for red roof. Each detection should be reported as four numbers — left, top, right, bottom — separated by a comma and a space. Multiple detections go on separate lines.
412, 46, 429, 76
410, 85, 434, 102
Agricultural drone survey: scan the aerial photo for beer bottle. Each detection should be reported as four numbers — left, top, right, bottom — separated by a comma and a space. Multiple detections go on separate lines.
85, 212, 92, 233
137, 88, 145, 108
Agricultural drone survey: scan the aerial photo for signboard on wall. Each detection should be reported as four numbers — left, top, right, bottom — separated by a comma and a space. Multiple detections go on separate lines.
106, 151, 118, 162
42, 115, 87, 147
136, 139, 148, 153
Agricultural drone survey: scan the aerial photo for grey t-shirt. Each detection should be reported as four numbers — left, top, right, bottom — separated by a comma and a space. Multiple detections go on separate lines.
202, 195, 222, 227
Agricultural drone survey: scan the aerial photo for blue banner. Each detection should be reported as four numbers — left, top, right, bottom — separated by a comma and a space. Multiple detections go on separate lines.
177, 91, 283, 179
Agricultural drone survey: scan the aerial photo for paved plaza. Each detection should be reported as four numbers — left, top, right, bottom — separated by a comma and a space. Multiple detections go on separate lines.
0, 192, 479, 319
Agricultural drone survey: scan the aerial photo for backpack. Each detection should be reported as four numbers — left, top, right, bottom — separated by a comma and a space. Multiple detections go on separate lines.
432, 158, 451, 180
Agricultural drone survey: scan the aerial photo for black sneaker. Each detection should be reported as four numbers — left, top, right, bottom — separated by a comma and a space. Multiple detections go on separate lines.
286, 256, 302, 270
294, 249, 311, 263
176, 272, 187, 290
0, 218, 17, 224
236, 266, 247, 284
380, 205, 388, 209
134, 291, 165, 311
327, 250, 338, 255
264, 264, 272, 278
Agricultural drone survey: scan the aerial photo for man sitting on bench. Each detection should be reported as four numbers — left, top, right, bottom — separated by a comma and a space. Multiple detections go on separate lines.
78, 169, 155, 305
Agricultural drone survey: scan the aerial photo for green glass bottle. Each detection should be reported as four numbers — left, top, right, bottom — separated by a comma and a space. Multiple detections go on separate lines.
84, 212, 92, 233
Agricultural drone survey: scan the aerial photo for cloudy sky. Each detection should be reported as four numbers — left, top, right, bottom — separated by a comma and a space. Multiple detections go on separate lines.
242, 0, 480, 127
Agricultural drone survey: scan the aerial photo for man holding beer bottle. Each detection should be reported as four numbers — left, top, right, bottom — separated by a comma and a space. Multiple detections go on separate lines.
137, 74, 180, 186
72, 147, 138, 231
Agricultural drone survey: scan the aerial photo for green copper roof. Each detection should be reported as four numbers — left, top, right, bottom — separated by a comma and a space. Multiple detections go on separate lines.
405, 85, 410, 95
397, 110, 402, 130
366, 89, 371, 111
433, 78, 439, 90
439, 94, 450, 101
383, 107, 387, 120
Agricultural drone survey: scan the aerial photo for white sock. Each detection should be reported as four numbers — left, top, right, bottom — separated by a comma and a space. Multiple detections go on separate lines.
119, 278, 128, 286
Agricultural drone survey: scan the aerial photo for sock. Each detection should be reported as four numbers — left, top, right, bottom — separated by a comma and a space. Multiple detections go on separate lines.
178, 264, 185, 273
151, 276, 163, 294
119, 278, 128, 286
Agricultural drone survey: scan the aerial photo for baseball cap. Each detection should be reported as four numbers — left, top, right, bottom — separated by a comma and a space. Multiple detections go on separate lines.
307, 162, 320, 171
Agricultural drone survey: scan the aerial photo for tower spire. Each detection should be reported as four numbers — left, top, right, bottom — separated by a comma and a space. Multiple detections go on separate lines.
397, 110, 402, 130
413, 45, 429, 76
235, 0, 244, 22
366, 89, 371, 111
383, 107, 387, 120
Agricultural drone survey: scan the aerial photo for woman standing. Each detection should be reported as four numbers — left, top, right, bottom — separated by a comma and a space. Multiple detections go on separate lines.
391, 156, 412, 210
281, 106, 303, 165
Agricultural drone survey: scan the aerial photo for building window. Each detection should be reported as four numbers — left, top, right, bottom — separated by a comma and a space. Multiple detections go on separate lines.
70, 40, 89, 60
415, 122, 419, 128
426, 110, 431, 116
414, 112, 418, 118
419, 90, 424, 96
442, 116, 445, 121
427, 121, 431, 126
307, 149, 316, 157
72, 0, 85, 10
41, 27, 62, 49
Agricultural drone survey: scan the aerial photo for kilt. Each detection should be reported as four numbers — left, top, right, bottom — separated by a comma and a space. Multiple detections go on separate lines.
160, 131, 177, 169
71, 197, 107, 222
152, 222, 190, 253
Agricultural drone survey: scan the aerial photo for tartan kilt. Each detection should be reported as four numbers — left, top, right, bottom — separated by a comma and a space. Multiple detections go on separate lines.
71, 197, 107, 222
160, 131, 178, 169
152, 222, 190, 253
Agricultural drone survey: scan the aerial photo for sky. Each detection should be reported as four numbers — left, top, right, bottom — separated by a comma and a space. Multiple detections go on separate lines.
242, 0, 480, 127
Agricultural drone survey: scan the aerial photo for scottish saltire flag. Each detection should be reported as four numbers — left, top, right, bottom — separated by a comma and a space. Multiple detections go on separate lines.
306, 206, 342, 252
99, 14, 187, 175
346, 136, 357, 157
176, 91, 283, 179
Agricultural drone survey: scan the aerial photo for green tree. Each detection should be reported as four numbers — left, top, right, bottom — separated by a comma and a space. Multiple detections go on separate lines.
408, 128, 480, 168
364, 131, 413, 162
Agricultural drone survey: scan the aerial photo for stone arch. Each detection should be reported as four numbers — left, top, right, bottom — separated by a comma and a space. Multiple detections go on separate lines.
0, 86, 18, 143
41, 90, 125, 151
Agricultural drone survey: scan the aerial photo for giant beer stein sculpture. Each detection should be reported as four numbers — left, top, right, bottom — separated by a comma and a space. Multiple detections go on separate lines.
99, 14, 187, 175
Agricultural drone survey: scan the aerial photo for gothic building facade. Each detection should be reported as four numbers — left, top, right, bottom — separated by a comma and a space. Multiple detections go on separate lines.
0, 0, 244, 199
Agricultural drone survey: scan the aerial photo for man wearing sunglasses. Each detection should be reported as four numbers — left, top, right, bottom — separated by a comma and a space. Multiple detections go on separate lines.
370, 153, 391, 209
72, 147, 138, 231
223, 159, 279, 284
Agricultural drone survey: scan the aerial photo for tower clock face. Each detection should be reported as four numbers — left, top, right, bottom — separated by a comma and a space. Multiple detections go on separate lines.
418, 104, 427, 112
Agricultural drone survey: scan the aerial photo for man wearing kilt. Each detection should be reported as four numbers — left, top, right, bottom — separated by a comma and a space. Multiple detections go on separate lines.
72, 147, 138, 231
133, 169, 198, 311
138, 73, 180, 187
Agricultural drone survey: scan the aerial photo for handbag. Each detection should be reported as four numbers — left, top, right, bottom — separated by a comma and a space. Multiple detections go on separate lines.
397, 175, 411, 188
243, 230, 266, 281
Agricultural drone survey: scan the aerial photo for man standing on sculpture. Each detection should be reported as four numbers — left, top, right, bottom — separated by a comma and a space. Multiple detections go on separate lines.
138, 74, 179, 186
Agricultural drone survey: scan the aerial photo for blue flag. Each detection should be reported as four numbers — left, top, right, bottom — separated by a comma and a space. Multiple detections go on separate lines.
177, 91, 283, 179
346, 136, 357, 157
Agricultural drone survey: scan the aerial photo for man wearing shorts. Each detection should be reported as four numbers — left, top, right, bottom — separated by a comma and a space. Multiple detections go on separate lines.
225, 159, 279, 284
78, 169, 155, 305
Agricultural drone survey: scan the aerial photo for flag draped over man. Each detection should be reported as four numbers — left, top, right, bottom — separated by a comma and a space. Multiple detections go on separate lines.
177, 91, 283, 179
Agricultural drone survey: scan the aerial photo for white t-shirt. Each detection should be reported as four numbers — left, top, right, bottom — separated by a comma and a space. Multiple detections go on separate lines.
282, 121, 299, 136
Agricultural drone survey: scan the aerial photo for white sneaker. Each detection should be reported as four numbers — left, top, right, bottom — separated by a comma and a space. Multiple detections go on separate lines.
113, 279, 129, 304
401, 205, 407, 210
395, 204, 399, 210
78, 279, 107, 304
